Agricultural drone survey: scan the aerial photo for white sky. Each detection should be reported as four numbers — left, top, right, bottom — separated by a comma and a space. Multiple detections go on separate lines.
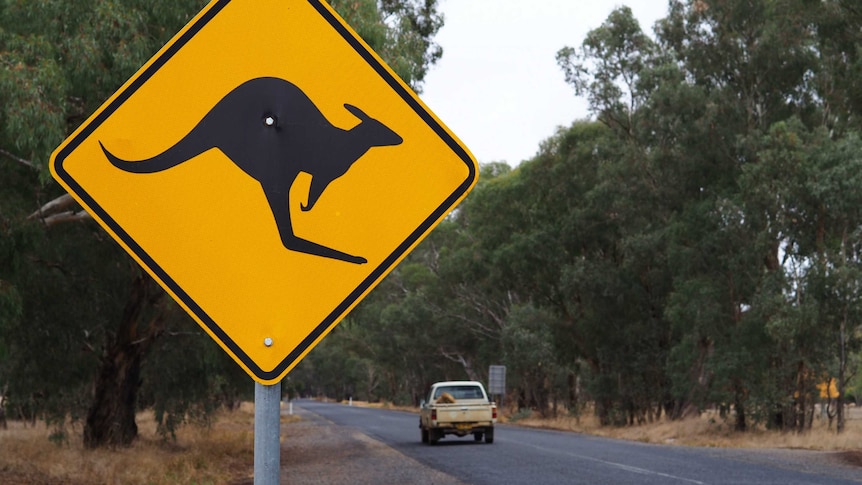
419, 0, 669, 166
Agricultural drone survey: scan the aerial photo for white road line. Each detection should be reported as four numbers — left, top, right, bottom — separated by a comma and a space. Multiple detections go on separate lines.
515, 440, 708, 485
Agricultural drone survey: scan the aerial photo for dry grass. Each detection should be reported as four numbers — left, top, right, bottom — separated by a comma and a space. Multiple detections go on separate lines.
346, 398, 862, 452
0, 403, 287, 485
4, 399, 858, 483
335, 399, 416, 413
511, 406, 862, 451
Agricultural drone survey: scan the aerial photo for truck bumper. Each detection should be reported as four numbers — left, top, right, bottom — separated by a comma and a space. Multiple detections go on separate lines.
438, 423, 493, 437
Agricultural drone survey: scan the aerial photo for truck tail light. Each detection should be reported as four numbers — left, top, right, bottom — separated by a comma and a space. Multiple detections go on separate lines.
492, 405, 497, 420
431, 409, 437, 421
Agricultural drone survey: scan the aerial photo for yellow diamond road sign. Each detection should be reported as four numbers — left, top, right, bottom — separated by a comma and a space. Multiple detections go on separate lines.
50, 0, 478, 384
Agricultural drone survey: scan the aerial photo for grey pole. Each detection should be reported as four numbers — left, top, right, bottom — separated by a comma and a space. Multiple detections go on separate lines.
254, 381, 282, 485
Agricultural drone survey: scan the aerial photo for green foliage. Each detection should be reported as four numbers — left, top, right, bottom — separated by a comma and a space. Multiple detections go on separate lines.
0, 0, 444, 445
5, 0, 862, 439
301, 0, 862, 434
139, 312, 251, 439
331, 0, 442, 91
554, 0, 862, 430
502, 305, 566, 415
0, 0, 208, 178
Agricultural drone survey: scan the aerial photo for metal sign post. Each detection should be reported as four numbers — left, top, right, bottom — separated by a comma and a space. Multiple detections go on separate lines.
49, 0, 476, 479
254, 381, 282, 485
489, 365, 506, 407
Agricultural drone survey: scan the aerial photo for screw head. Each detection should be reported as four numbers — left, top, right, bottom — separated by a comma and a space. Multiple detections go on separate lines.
264, 337, 273, 347
264, 116, 276, 127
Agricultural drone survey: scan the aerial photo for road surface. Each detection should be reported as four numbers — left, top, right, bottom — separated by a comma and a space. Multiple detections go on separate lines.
292, 400, 862, 485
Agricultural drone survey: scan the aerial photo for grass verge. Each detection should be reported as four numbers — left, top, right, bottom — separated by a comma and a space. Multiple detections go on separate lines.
0, 402, 288, 485
347, 398, 862, 453
3, 400, 859, 484
507, 406, 862, 451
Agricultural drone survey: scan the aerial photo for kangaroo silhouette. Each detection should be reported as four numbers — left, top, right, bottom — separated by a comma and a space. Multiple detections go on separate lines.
99, 77, 403, 264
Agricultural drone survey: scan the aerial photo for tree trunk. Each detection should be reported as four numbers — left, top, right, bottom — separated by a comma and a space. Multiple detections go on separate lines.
0, 384, 6, 430
794, 360, 807, 433
566, 372, 579, 414
837, 308, 847, 434
837, 228, 849, 434
83, 345, 143, 448
733, 380, 747, 432
83, 272, 165, 449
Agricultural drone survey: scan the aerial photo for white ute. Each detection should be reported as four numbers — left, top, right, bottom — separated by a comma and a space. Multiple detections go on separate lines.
419, 381, 497, 444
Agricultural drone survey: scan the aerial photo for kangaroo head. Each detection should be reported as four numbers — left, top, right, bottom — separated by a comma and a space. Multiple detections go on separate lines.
343, 104, 403, 148
300, 104, 403, 213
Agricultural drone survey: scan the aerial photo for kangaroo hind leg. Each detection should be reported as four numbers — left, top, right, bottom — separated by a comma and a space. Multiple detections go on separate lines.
263, 188, 367, 264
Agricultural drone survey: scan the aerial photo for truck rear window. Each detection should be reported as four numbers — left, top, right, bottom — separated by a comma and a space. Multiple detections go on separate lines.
433, 385, 485, 400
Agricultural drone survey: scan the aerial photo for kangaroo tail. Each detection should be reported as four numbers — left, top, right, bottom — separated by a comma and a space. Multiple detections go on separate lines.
99, 126, 212, 174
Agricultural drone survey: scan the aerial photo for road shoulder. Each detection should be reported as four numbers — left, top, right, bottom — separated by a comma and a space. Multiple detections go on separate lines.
234, 406, 465, 484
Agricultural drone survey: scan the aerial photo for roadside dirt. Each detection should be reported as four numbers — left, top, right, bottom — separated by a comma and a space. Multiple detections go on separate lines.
838, 450, 862, 467
698, 447, 862, 482
261, 404, 861, 484
228, 400, 861, 483
232, 407, 465, 485
0, 468, 86, 485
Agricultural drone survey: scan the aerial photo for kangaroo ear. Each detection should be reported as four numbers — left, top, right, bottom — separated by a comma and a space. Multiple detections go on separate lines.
344, 103, 371, 121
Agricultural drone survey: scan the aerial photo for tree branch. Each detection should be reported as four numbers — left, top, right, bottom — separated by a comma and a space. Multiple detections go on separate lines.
28, 194, 93, 227
0, 148, 38, 170
38, 210, 92, 227
438, 348, 479, 381
28, 194, 75, 219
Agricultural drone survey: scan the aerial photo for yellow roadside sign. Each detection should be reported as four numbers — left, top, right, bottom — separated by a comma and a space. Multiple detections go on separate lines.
50, 0, 478, 384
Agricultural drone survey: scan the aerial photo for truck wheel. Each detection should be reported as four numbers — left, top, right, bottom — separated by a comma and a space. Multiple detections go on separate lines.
484, 428, 494, 444
429, 429, 441, 445
473, 432, 483, 442
421, 428, 429, 443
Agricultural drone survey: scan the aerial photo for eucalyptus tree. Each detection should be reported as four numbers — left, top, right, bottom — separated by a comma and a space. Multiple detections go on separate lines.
647, 2, 817, 430
555, 6, 687, 424
0, 0, 443, 447
554, 0, 851, 430
1, 0, 218, 448
743, 123, 862, 432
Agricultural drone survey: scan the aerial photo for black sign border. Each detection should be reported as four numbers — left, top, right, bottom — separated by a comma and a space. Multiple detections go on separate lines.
51, 0, 477, 382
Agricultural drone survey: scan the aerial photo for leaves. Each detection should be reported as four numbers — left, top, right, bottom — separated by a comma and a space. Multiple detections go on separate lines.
3, 0, 862, 438
331, 0, 442, 91
300, 1, 862, 431
0, 0, 445, 444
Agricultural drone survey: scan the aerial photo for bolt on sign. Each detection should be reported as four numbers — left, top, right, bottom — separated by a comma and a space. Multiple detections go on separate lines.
50, 0, 478, 384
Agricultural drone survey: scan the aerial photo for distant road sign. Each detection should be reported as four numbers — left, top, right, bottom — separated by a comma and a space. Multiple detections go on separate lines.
489, 365, 506, 395
50, 0, 477, 384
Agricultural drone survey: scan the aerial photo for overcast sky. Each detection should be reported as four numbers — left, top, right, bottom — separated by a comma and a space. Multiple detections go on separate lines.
419, 0, 669, 166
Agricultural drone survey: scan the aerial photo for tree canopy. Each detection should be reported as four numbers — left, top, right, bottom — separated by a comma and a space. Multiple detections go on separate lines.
3, 0, 862, 448
0, 0, 444, 448
295, 0, 862, 433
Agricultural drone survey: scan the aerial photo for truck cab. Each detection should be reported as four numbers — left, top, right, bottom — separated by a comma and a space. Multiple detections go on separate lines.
419, 381, 497, 444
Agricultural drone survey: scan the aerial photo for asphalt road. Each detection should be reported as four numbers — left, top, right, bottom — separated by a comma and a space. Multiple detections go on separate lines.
294, 400, 862, 485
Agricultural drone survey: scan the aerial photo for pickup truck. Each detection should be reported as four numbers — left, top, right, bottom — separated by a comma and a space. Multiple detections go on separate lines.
419, 381, 497, 444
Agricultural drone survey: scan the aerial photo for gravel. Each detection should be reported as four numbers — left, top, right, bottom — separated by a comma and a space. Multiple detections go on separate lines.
233, 407, 466, 485
704, 448, 862, 483
231, 405, 861, 484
